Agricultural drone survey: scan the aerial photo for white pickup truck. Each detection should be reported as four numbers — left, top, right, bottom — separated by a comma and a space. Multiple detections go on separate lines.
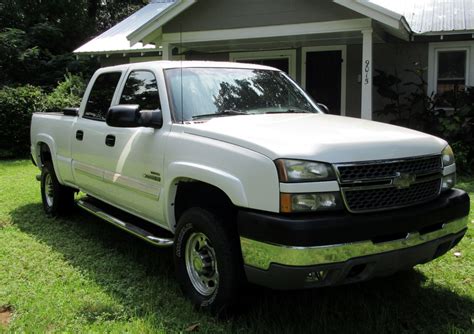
31, 61, 470, 312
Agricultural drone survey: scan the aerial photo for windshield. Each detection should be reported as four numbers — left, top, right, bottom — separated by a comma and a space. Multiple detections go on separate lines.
164, 67, 320, 121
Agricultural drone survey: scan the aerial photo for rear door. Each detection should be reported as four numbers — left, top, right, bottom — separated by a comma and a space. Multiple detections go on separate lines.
71, 70, 124, 196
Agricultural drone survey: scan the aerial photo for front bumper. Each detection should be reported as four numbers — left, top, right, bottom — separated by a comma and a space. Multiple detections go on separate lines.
238, 189, 470, 289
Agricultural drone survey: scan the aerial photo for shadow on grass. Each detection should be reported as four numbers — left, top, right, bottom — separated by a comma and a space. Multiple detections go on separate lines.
11, 203, 474, 333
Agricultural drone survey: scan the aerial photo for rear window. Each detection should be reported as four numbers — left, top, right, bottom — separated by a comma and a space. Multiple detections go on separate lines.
83, 72, 122, 121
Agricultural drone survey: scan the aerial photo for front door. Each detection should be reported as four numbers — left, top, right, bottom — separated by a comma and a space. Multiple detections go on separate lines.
100, 69, 167, 222
303, 47, 346, 115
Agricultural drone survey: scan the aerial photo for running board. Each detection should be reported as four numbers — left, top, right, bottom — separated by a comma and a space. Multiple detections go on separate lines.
77, 199, 174, 247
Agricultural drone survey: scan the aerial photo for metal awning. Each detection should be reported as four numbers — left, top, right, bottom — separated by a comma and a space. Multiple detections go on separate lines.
369, 0, 474, 35
74, 0, 176, 55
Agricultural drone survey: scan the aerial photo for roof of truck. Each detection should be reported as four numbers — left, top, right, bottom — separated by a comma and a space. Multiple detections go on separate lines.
100, 60, 281, 72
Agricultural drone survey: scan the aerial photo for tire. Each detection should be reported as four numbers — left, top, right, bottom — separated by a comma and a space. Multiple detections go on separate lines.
40, 161, 75, 216
174, 207, 244, 314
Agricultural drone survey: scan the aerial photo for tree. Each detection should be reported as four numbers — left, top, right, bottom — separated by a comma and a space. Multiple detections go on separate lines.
0, 0, 149, 88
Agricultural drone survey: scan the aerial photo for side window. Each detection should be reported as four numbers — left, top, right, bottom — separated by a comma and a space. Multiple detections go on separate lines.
120, 71, 161, 110
84, 72, 122, 121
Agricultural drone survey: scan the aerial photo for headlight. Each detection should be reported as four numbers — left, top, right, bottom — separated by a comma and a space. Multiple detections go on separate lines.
280, 192, 342, 213
276, 159, 336, 182
441, 145, 455, 167
280, 192, 343, 213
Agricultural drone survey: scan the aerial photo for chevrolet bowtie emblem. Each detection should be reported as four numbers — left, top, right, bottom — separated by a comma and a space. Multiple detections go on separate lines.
393, 172, 416, 189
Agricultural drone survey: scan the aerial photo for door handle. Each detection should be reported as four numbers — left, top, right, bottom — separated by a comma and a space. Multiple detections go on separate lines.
76, 130, 84, 141
105, 134, 116, 147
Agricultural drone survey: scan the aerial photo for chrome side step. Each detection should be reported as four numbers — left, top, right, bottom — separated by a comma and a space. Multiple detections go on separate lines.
77, 199, 174, 247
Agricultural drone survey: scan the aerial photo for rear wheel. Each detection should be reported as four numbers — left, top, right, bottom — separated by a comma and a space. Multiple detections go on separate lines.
174, 207, 244, 313
40, 161, 75, 216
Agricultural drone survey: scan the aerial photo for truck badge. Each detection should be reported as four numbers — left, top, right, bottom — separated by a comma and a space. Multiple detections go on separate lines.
392, 172, 416, 189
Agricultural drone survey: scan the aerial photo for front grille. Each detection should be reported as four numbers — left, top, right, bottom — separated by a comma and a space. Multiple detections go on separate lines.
337, 156, 441, 183
336, 156, 442, 213
344, 179, 441, 212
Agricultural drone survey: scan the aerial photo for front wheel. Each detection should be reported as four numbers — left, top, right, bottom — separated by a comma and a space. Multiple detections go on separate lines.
174, 208, 244, 313
40, 161, 75, 216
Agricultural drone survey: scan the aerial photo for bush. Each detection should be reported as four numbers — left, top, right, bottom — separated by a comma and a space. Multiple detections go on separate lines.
374, 65, 474, 175
431, 89, 474, 174
0, 85, 46, 158
0, 74, 86, 159
44, 73, 86, 113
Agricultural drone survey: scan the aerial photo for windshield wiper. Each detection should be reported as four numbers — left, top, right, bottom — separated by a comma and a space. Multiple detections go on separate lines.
192, 110, 249, 120
264, 108, 312, 114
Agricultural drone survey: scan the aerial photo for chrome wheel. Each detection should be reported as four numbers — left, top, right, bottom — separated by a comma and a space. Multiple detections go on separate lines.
185, 232, 219, 296
44, 173, 54, 207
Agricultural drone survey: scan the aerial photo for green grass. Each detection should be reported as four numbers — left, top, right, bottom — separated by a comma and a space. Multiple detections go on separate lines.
0, 160, 473, 333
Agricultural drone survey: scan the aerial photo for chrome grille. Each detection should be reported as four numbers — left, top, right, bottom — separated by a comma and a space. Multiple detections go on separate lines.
336, 156, 442, 213
344, 179, 441, 212
337, 156, 441, 183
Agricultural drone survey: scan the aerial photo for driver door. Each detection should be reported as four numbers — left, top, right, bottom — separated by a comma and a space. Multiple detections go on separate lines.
99, 69, 167, 222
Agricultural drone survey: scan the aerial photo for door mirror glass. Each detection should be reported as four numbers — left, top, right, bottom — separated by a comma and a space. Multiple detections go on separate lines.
139, 109, 163, 128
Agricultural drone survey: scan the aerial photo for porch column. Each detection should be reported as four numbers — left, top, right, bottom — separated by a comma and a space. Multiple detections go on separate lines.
361, 29, 373, 120
161, 42, 172, 60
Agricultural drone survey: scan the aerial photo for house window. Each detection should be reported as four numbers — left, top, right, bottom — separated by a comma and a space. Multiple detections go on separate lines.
436, 50, 468, 94
229, 50, 297, 79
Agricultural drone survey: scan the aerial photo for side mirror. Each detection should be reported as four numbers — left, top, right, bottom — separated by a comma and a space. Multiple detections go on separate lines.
106, 105, 163, 129
107, 105, 141, 127
317, 103, 330, 113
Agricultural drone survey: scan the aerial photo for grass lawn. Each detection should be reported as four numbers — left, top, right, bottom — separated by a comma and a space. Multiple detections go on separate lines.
0, 160, 473, 333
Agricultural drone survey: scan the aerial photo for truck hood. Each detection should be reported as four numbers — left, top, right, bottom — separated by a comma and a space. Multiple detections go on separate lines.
182, 114, 446, 163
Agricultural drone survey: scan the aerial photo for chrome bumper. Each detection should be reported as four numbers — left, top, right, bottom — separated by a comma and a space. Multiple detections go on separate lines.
240, 216, 468, 270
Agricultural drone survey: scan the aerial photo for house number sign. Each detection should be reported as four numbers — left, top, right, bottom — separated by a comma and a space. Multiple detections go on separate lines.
364, 60, 370, 85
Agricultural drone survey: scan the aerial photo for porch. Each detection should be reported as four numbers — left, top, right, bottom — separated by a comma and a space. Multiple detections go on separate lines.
159, 19, 395, 120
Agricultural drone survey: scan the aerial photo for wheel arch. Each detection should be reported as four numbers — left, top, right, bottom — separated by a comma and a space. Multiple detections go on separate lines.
165, 162, 248, 231
34, 134, 64, 184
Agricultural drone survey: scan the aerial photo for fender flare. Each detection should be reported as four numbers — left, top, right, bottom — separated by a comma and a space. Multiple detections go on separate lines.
35, 133, 64, 184
164, 161, 248, 229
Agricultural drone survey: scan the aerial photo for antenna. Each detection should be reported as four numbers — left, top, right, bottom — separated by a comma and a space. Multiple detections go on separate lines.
180, 23, 183, 124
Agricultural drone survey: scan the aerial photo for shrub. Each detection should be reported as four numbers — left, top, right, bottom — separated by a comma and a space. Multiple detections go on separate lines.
0, 85, 46, 158
431, 89, 474, 174
0, 74, 86, 159
374, 65, 474, 175
45, 73, 86, 113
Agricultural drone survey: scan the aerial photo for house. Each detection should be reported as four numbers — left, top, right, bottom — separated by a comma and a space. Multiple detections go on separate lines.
74, 0, 474, 120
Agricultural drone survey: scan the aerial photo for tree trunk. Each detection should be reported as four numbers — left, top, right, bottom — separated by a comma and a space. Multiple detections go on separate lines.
87, 0, 99, 30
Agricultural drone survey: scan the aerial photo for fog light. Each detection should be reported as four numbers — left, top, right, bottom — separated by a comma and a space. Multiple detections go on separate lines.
280, 192, 342, 213
441, 173, 456, 191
